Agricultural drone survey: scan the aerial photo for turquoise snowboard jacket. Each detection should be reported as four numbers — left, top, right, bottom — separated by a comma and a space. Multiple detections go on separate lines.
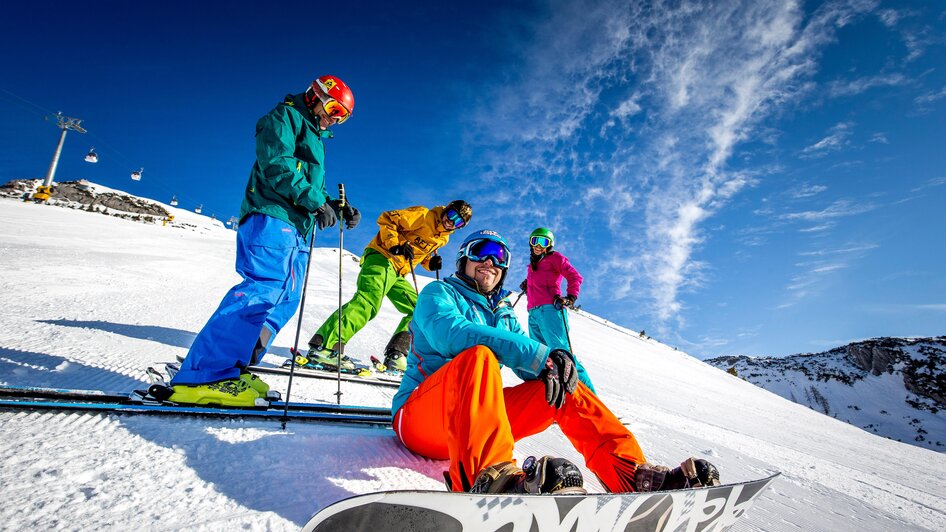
392, 276, 552, 414
239, 93, 332, 237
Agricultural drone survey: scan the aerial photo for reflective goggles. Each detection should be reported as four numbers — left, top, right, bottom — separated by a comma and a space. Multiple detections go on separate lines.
444, 208, 466, 229
463, 239, 510, 268
529, 236, 552, 248
315, 91, 351, 124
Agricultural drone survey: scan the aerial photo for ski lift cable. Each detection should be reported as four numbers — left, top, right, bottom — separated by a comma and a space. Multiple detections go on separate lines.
0, 87, 55, 119
3, 86, 210, 214
82, 128, 204, 209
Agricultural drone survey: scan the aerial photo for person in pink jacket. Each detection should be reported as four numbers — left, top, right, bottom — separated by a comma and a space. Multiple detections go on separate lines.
519, 227, 596, 393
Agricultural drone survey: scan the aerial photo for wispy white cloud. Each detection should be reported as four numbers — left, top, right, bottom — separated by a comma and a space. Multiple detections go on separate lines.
469, 0, 880, 334
800, 122, 852, 158
778, 242, 877, 306
828, 73, 909, 97
789, 184, 827, 198
798, 223, 834, 233
798, 244, 880, 256
869, 132, 889, 144
915, 85, 946, 105
613, 95, 642, 118
910, 176, 946, 192
781, 199, 877, 221
877, 8, 903, 27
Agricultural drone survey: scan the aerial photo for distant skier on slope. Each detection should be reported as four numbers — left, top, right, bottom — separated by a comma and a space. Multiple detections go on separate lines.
169, 75, 361, 406
391, 229, 720, 494
519, 227, 595, 393
302, 201, 472, 372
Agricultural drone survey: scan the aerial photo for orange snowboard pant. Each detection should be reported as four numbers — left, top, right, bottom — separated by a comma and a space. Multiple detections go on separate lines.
393, 345, 646, 492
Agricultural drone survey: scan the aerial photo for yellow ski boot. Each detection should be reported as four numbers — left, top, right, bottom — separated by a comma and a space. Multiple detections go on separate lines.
169, 377, 262, 407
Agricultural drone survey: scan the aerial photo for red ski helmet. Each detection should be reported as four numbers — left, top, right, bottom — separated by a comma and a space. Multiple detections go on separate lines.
312, 75, 354, 116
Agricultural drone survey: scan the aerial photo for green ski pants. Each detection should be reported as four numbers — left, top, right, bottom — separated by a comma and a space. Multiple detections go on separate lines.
313, 249, 417, 349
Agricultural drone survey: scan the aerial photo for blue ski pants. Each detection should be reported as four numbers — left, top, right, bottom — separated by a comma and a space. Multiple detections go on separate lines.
172, 214, 310, 385
528, 305, 597, 394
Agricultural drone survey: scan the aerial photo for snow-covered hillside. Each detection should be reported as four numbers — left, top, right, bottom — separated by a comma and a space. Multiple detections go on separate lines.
1, 194, 945, 530
707, 338, 946, 453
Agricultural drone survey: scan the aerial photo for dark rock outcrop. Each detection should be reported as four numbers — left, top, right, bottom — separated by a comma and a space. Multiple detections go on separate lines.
2, 179, 169, 218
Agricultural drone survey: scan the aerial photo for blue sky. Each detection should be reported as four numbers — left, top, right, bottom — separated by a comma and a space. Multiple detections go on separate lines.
2, 1, 944, 358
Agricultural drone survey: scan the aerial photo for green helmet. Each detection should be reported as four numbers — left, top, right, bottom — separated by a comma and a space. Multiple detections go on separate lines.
529, 227, 554, 248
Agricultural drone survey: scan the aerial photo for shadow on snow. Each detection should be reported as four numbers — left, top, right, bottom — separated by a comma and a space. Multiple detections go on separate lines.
0, 337, 443, 526
37, 319, 198, 349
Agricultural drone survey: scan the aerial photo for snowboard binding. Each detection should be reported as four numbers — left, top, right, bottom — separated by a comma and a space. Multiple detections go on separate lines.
634, 457, 720, 492
468, 456, 586, 495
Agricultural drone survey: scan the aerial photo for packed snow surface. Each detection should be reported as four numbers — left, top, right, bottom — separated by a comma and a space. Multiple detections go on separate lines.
1, 198, 944, 530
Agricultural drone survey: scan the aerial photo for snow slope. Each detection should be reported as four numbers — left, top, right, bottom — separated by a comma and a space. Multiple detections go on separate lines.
1, 198, 945, 531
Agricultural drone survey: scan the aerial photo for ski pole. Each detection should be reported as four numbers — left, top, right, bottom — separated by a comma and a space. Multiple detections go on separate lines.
335, 183, 346, 405
434, 251, 440, 282
409, 256, 419, 295
560, 306, 574, 354
281, 224, 317, 428
511, 292, 524, 308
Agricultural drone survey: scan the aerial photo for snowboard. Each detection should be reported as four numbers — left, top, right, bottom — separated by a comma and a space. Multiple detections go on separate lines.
302, 473, 779, 532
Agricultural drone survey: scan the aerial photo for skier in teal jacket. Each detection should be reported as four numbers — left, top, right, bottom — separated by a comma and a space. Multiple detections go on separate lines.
170, 75, 360, 407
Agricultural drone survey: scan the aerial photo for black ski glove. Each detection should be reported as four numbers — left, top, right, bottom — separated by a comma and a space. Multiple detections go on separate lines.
541, 349, 578, 409
329, 199, 361, 230
553, 295, 577, 310
519, 279, 528, 294
428, 255, 443, 271
389, 244, 415, 262
314, 201, 338, 230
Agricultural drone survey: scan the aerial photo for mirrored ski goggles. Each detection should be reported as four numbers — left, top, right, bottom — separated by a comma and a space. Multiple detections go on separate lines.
529, 236, 552, 248
444, 208, 467, 229
316, 92, 351, 124
463, 239, 510, 268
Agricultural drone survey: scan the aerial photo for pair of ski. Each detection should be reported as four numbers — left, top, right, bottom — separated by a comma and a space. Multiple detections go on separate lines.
0, 383, 392, 425
287, 348, 404, 380
174, 354, 404, 389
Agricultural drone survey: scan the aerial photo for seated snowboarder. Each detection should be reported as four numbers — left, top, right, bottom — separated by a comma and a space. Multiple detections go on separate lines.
303, 200, 472, 372
391, 229, 720, 493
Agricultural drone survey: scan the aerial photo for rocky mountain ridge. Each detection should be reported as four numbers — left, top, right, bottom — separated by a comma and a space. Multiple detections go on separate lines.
707, 336, 946, 452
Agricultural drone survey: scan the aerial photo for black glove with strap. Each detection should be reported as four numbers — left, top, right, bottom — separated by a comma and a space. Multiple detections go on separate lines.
541, 349, 578, 409
329, 199, 361, 230
553, 295, 577, 310
389, 243, 415, 262
314, 201, 338, 230
428, 255, 443, 271
519, 279, 528, 294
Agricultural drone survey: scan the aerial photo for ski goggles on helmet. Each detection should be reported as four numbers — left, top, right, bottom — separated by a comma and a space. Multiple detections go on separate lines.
314, 88, 351, 124
462, 239, 510, 268
444, 208, 467, 229
529, 235, 552, 248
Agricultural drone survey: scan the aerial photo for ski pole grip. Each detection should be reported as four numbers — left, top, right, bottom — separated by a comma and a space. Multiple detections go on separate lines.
337, 183, 346, 208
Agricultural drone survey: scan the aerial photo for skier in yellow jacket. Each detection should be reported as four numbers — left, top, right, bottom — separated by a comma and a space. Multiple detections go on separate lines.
303, 200, 472, 371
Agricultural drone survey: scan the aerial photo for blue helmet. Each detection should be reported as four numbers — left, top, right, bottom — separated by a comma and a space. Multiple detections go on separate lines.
455, 229, 512, 291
